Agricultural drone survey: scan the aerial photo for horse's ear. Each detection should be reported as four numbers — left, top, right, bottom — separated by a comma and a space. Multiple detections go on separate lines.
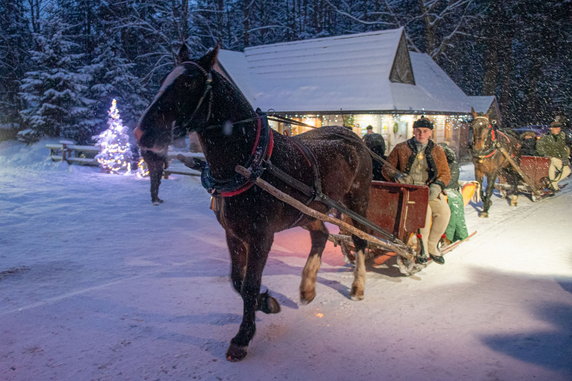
471, 107, 477, 119
176, 44, 191, 65
198, 44, 220, 71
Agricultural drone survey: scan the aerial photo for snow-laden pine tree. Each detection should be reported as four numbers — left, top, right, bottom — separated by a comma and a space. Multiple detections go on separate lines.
0, 0, 31, 129
19, 15, 94, 142
83, 37, 149, 135
94, 99, 133, 174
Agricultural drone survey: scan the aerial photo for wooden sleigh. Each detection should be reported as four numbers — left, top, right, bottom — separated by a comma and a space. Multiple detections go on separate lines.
496, 153, 551, 201
236, 166, 475, 276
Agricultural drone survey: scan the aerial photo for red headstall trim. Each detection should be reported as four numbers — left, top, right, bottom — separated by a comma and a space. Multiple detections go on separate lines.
491, 127, 496, 141
482, 150, 497, 158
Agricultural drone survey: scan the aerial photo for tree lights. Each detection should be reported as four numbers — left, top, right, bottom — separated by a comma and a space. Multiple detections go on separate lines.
94, 99, 133, 174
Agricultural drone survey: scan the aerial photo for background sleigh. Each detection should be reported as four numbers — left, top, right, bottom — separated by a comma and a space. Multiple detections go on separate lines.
496, 155, 551, 201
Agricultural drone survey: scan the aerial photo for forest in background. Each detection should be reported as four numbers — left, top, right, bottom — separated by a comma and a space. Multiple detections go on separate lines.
1, 0, 570, 143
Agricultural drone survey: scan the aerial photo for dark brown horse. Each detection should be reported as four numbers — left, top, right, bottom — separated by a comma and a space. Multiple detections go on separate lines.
471, 110, 521, 217
135, 45, 373, 361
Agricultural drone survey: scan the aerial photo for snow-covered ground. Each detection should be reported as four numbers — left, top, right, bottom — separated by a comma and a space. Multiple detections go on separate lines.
1, 140, 571, 381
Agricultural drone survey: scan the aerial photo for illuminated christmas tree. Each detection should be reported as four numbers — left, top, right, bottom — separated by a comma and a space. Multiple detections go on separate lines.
95, 99, 133, 174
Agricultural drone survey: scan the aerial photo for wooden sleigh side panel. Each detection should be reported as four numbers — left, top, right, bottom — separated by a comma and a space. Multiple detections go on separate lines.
519, 155, 550, 189
366, 181, 429, 241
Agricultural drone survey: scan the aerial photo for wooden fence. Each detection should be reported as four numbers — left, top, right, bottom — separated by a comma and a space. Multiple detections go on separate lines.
46, 142, 203, 176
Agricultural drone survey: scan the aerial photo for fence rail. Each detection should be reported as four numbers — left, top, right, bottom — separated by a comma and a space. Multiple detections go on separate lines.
46, 142, 100, 166
46, 143, 204, 176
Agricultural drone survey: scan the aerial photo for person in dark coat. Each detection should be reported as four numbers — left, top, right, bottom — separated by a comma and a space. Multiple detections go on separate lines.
141, 150, 168, 205
363, 125, 386, 180
519, 131, 538, 156
536, 121, 571, 190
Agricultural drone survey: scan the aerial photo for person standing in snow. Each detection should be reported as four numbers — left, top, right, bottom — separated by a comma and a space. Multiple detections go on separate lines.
438, 142, 469, 245
536, 120, 571, 191
141, 149, 168, 205
382, 117, 451, 264
363, 125, 386, 180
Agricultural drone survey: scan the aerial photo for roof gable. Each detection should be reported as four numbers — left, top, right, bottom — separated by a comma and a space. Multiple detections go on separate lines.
389, 33, 415, 85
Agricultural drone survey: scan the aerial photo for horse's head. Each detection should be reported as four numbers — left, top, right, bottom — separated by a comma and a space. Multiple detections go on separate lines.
135, 44, 220, 156
470, 108, 495, 152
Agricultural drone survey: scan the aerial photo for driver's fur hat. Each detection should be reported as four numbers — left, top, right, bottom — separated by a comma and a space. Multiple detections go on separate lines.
413, 117, 434, 129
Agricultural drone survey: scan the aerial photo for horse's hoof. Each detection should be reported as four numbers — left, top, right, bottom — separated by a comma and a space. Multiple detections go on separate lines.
226, 343, 248, 362
258, 292, 281, 314
300, 288, 316, 305
350, 286, 364, 301
478, 212, 488, 218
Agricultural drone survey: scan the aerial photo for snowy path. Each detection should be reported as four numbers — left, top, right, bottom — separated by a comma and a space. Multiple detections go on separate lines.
1, 141, 571, 380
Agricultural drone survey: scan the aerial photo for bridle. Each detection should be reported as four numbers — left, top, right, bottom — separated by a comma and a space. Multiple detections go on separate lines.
471, 115, 498, 160
166, 62, 275, 197
177, 61, 214, 132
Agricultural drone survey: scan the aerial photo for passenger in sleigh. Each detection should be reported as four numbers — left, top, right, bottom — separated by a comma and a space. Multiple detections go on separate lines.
536, 120, 571, 191
519, 131, 538, 156
382, 117, 451, 264
438, 143, 469, 245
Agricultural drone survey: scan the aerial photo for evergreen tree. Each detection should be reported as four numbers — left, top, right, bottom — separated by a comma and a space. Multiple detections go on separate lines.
19, 16, 94, 142
83, 37, 149, 134
0, 0, 31, 129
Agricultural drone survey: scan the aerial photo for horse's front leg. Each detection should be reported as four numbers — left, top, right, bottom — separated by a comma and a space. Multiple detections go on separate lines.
474, 165, 485, 204
227, 232, 280, 314
481, 173, 498, 217
300, 219, 329, 304
226, 232, 275, 362
226, 232, 246, 294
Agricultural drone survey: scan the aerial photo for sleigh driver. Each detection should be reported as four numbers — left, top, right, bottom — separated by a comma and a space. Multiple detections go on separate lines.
382, 117, 451, 264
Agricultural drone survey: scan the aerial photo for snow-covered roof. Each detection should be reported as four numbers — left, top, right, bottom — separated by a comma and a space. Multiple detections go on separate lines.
468, 95, 496, 114
217, 28, 472, 114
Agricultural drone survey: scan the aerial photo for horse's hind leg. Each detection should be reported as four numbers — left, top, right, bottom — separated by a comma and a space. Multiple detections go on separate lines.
227, 232, 275, 362
509, 171, 519, 206
345, 191, 369, 301
350, 235, 367, 300
300, 219, 329, 304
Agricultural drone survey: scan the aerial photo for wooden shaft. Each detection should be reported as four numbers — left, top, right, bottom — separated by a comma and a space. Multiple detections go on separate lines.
235, 165, 410, 256
498, 147, 542, 196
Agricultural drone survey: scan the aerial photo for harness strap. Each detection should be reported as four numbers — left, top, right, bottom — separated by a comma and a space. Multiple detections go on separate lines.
290, 138, 322, 195
201, 113, 274, 197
